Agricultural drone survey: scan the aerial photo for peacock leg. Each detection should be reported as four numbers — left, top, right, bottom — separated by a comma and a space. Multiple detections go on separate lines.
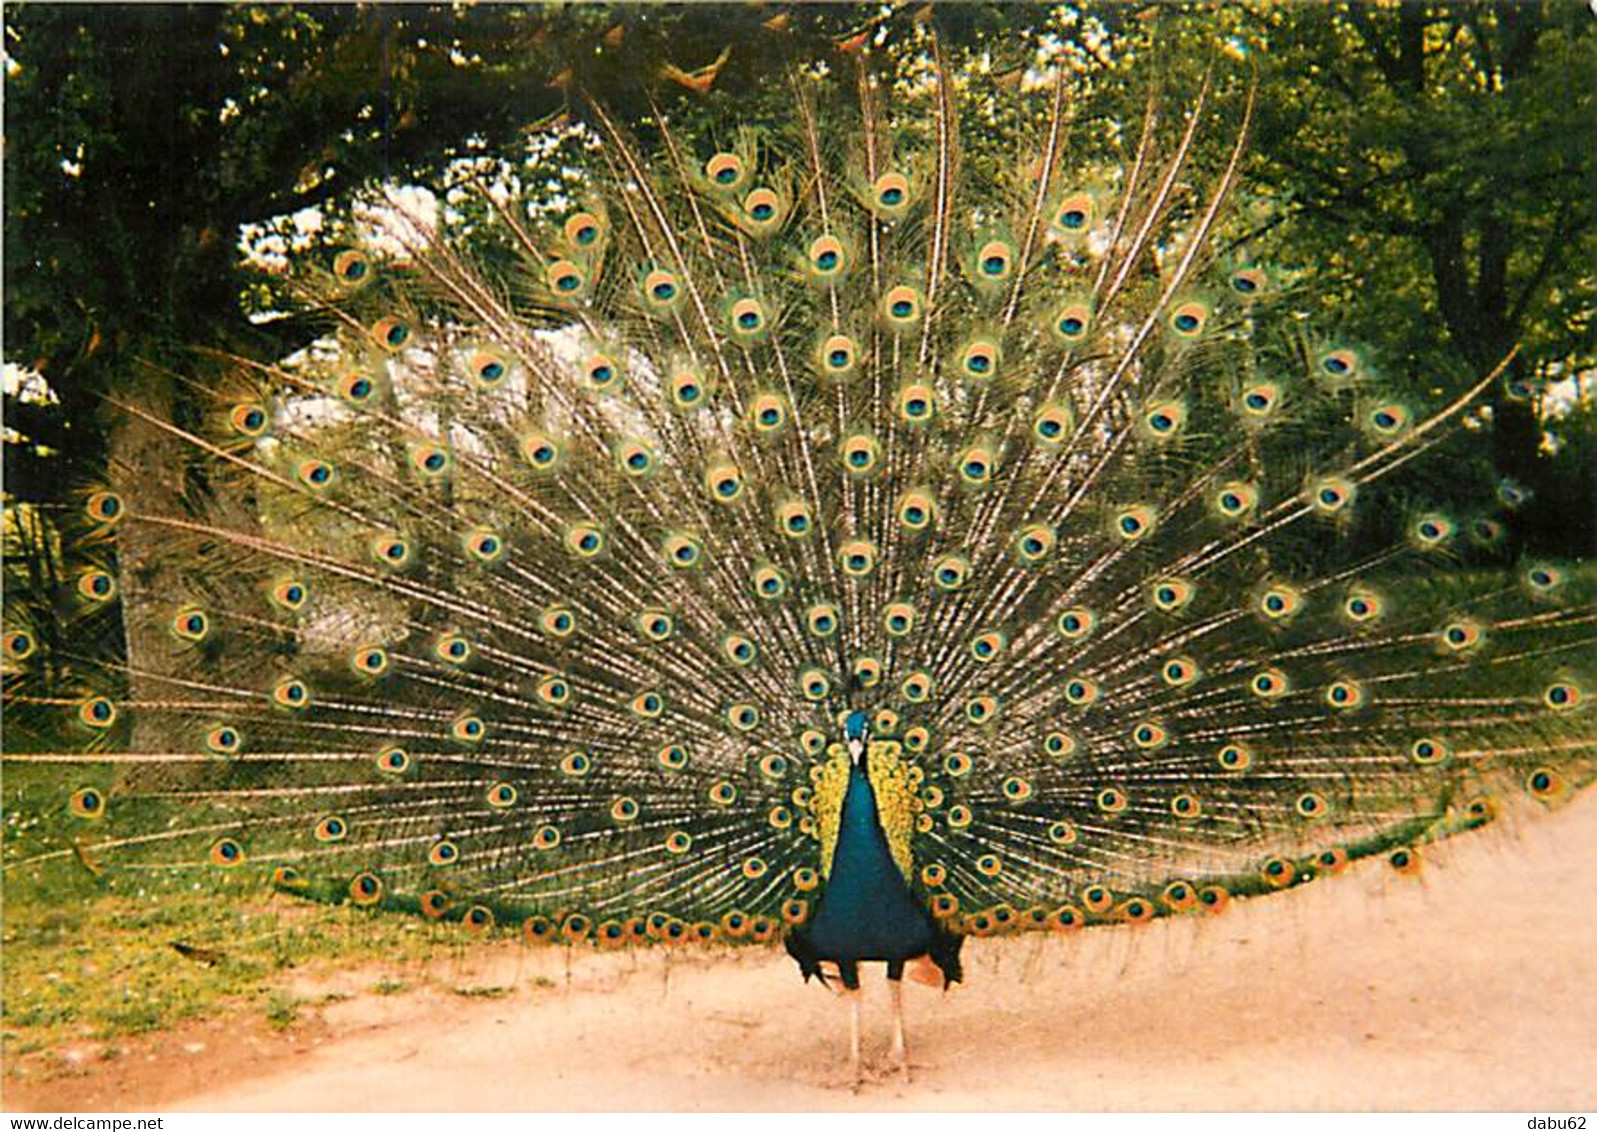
887, 974, 910, 1082
847, 988, 863, 1090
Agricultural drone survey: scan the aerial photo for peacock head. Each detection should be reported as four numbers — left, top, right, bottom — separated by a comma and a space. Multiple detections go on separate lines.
844, 709, 870, 762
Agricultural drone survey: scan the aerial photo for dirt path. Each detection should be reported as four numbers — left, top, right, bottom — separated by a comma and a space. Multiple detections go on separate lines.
8, 794, 1595, 1112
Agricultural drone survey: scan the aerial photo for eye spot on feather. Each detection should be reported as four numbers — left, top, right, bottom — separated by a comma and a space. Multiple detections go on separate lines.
1063, 676, 1099, 707
1314, 847, 1350, 875
871, 172, 911, 215
77, 569, 116, 603
902, 671, 935, 705
1141, 400, 1187, 439
1080, 885, 1114, 915
428, 840, 459, 867
464, 528, 505, 563
1324, 679, 1365, 710
798, 668, 832, 701
206, 725, 243, 755
1150, 578, 1196, 614
1229, 266, 1266, 297
1049, 905, 1083, 933
664, 831, 693, 855
1096, 788, 1128, 816
1055, 607, 1096, 640
466, 348, 507, 387
1318, 347, 1362, 383
1163, 882, 1197, 911
371, 317, 410, 352
974, 239, 1013, 282
1527, 767, 1564, 801
1130, 724, 1169, 750
271, 678, 310, 711
1262, 856, 1296, 888
564, 211, 604, 249
371, 534, 411, 569
1365, 401, 1410, 437
1410, 513, 1454, 549
969, 631, 1007, 664
1295, 792, 1329, 820
337, 372, 378, 406
1213, 481, 1259, 519
68, 787, 106, 821
881, 284, 922, 330
705, 152, 747, 190
883, 602, 917, 638
210, 839, 245, 868
1161, 656, 1200, 687
451, 714, 486, 744
808, 235, 847, 278
1250, 667, 1290, 699
752, 563, 789, 600
966, 695, 1000, 725
931, 554, 971, 592
817, 334, 859, 378
536, 675, 572, 708
727, 702, 761, 732
1217, 742, 1252, 772
351, 646, 390, 677
1111, 504, 1156, 542
962, 339, 1002, 380
642, 270, 683, 312
1308, 476, 1356, 516
230, 402, 270, 437
956, 445, 994, 487
1389, 847, 1421, 876
170, 607, 209, 643
838, 540, 877, 578
372, 745, 410, 776
1000, 776, 1031, 803
1042, 731, 1078, 760
898, 382, 936, 424
1050, 191, 1094, 236
631, 691, 665, 720
840, 433, 881, 476
297, 459, 337, 491
1013, 524, 1055, 564
333, 249, 371, 285
728, 297, 769, 338
5, 630, 37, 660
583, 353, 624, 395
1118, 898, 1156, 925
85, 490, 124, 525
1167, 300, 1210, 338
1050, 301, 1092, 345
1237, 382, 1281, 422
1543, 681, 1581, 712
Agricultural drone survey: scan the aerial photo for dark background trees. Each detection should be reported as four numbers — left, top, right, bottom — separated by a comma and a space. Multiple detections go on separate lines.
6, 1, 1593, 556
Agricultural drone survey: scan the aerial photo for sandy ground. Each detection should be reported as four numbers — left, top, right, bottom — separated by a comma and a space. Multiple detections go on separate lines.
6, 792, 1595, 1113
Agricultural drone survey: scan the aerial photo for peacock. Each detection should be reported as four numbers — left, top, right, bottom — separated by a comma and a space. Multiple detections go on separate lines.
4, 13, 1593, 1091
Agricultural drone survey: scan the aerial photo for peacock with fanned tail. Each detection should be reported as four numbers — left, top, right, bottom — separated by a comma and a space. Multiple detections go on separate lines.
4, 23, 1594, 1087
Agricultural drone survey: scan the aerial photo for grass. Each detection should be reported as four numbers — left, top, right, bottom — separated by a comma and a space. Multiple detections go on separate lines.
1, 763, 471, 1068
